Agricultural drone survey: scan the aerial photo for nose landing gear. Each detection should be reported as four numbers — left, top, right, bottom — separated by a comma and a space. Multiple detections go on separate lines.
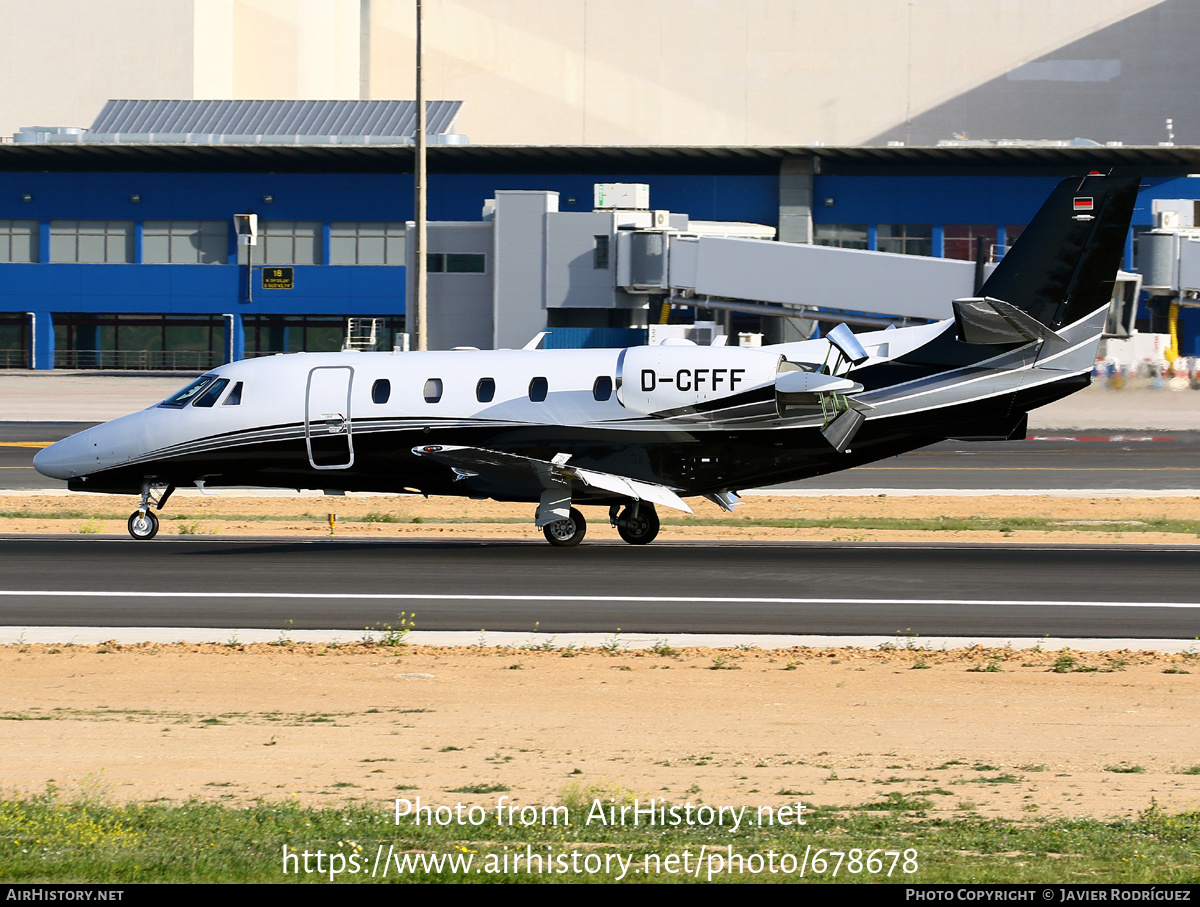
128, 510, 159, 539
127, 480, 174, 540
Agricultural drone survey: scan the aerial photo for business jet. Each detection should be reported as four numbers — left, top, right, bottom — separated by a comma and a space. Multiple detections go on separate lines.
35, 174, 1139, 546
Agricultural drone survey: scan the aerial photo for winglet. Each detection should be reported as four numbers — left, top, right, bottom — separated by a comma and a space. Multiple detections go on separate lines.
522, 331, 550, 350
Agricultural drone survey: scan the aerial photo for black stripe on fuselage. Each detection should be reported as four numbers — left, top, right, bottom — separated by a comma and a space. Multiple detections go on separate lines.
67, 374, 1081, 499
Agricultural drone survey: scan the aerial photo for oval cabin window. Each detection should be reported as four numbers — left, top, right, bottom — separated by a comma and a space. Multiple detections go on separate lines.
528, 377, 548, 402
371, 379, 391, 404
592, 376, 612, 402
423, 378, 443, 403
476, 377, 495, 403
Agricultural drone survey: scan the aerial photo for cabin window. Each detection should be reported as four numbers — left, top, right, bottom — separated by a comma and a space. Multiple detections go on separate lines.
371, 378, 391, 404
423, 378, 443, 403
192, 378, 230, 408
222, 381, 243, 406
160, 375, 216, 408
592, 376, 613, 401
476, 377, 495, 403
528, 376, 548, 403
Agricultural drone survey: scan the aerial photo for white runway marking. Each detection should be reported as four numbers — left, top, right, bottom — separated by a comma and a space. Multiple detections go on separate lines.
0, 590, 1197, 608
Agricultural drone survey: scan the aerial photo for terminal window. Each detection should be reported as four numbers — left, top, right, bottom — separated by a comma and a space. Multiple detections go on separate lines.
943, 224, 999, 262
143, 221, 228, 264
330, 222, 406, 264
50, 221, 134, 263
427, 253, 486, 273
1002, 225, 1026, 258
593, 235, 610, 269
813, 224, 868, 250
876, 224, 932, 257
0, 220, 38, 263
247, 221, 321, 266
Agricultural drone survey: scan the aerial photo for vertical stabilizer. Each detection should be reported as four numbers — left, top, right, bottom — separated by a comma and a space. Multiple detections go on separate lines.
976, 174, 1140, 330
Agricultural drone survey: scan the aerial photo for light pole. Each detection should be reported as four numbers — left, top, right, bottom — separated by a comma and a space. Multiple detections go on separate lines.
414, 0, 428, 351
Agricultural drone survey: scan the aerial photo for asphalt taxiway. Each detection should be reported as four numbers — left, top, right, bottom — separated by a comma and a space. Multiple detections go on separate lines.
4, 382, 1200, 648
2, 536, 1198, 640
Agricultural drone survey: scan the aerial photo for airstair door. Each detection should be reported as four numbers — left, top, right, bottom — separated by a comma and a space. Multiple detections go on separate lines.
305, 366, 354, 469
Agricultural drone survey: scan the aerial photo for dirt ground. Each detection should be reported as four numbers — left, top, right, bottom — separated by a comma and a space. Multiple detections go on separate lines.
2, 491, 1198, 821
0, 642, 1197, 821
4, 490, 1200, 546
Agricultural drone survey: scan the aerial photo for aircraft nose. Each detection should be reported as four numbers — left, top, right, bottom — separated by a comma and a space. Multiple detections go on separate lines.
33, 433, 93, 480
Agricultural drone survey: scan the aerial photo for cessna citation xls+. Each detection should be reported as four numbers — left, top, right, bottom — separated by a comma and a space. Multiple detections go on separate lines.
35, 174, 1140, 546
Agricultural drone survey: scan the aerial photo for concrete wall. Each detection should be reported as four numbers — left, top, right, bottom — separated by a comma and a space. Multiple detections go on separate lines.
0, 0, 195, 137
544, 211, 618, 309
5, 0, 1198, 146
418, 221, 493, 350
490, 190, 555, 350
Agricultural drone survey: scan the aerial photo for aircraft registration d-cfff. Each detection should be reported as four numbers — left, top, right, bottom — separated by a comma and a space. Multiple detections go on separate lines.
35, 174, 1140, 546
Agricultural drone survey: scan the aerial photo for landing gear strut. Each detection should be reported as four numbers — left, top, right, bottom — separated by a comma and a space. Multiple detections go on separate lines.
543, 507, 587, 547
613, 502, 660, 545
127, 480, 174, 540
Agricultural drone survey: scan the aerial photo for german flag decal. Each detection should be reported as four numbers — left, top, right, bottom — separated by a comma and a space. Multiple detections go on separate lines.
1073, 197, 1094, 211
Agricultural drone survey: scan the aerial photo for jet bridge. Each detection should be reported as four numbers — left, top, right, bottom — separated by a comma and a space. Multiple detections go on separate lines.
615, 228, 978, 327
418, 184, 1141, 351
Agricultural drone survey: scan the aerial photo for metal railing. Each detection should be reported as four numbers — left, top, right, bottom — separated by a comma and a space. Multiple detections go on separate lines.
52, 350, 222, 370
0, 349, 29, 369
241, 349, 289, 359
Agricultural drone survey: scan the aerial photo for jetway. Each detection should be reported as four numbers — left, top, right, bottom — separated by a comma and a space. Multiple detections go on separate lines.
616, 230, 979, 325
416, 183, 1142, 350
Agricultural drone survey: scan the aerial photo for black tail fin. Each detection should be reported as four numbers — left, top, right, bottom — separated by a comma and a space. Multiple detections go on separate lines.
977, 174, 1140, 330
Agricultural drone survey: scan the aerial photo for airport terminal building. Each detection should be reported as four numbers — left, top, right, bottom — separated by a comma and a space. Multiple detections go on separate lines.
5, 101, 1200, 369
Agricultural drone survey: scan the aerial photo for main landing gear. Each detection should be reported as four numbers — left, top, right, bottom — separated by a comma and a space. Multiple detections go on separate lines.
127, 480, 174, 540
613, 502, 660, 545
537, 501, 661, 548
543, 507, 587, 547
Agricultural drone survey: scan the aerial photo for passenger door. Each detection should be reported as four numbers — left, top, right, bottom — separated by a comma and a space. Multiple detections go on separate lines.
305, 366, 354, 469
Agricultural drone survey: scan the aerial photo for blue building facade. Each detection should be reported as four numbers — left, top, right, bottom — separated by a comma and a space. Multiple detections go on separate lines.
1, 145, 1197, 368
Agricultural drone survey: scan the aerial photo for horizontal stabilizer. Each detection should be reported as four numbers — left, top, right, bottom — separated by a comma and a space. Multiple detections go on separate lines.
412, 444, 693, 514
775, 370, 864, 395
953, 296, 1066, 345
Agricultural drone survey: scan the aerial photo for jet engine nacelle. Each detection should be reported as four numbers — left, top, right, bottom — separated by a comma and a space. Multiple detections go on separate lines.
617, 345, 783, 421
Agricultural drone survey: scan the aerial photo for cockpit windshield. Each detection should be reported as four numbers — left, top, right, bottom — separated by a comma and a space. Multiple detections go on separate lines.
159, 375, 217, 408
192, 378, 230, 408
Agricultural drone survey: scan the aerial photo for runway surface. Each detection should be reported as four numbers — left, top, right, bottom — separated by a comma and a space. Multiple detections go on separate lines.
2, 536, 1199, 639
4, 422, 1200, 493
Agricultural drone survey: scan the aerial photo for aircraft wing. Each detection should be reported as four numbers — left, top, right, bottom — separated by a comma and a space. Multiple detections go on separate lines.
411, 444, 693, 514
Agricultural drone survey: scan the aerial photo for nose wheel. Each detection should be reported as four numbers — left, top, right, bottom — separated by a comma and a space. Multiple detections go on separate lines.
615, 503, 660, 545
126, 479, 173, 540
128, 510, 160, 540
543, 507, 587, 547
